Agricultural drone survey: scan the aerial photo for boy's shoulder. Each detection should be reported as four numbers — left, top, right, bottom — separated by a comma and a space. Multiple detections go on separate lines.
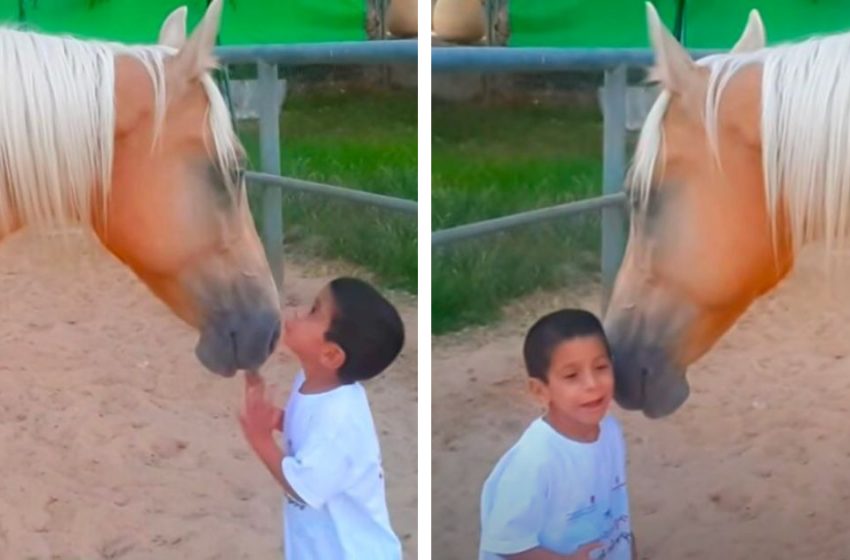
494, 415, 624, 472
291, 373, 375, 438
488, 418, 559, 479
321, 384, 372, 426
600, 412, 622, 430
599, 414, 625, 445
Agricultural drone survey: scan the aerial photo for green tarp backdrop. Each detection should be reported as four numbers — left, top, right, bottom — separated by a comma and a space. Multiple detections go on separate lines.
1, 0, 366, 44
6, 1, 850, 49
509, 0, 850, 49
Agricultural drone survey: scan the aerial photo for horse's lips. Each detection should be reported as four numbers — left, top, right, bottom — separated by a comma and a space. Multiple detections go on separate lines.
193, 310, 279, 376
641, 367, 691, 419
195, 324, 238, 376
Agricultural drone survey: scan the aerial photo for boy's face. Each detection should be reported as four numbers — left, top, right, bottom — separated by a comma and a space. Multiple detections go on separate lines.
282, 287, 344, 371
530, 335, 614, 427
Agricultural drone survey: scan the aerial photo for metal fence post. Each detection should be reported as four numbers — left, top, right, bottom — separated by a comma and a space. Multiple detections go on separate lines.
379, 0, 389, 39
257, 61, 284, 293
601, 65, 627, 311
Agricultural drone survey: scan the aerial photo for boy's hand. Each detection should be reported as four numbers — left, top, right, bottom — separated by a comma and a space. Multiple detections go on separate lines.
566, 542, 603, 560
239, 373, 284, 444
505, 542, 603, 560
237, 373, 292, 494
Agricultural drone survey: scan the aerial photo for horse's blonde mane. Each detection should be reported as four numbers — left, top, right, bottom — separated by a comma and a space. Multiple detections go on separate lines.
0, 26, 240, 235
630, 30, 850, 254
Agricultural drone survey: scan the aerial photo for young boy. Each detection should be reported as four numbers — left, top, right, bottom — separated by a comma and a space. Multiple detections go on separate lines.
479, 309, 636, 560
238, 276, 405, 559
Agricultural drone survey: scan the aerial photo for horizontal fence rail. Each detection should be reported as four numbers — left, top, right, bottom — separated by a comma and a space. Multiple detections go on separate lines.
214, 41, 416, 291
431, 192, 627, 247
432, 46, 719, 73
246, 172, 417, 215
429, 47, 689, 307
216, 40, 418, 66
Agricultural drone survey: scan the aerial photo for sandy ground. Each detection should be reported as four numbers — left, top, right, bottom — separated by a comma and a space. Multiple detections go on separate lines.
0, 231, 417, 559
434, 248, 850, 560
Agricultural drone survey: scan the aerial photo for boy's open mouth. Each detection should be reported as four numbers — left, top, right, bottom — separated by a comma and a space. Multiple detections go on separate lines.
581, 396, 606, 409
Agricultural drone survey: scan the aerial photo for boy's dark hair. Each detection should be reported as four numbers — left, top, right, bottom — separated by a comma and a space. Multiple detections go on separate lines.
523, 309, 610, 382
325, 277, 405, 384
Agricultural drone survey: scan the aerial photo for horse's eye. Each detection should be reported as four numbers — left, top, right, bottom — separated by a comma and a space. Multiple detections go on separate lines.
626, 190, 642, 211
231, 168, 244, 185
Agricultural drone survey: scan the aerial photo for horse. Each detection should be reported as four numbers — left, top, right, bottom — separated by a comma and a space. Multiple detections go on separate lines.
0, 0, 281, 377
387, 0, 418, 38
601, 2, 839, 419
432, 0, 486, 44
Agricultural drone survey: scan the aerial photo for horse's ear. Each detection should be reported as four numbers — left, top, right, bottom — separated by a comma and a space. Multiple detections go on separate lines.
158, 6, 188, 49
114, 57, 155, 137
172, 0, 222, 78
731, 9, 765, 53
645, 2, 699, 95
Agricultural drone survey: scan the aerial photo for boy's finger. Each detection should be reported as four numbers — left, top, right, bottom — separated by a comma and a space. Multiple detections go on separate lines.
577, 542, 603, 558
243, 387, 257, 409
245, 376, 265, 401
245, 372, 264, 388
244, 371, 265, 394
245, 381, 261, 397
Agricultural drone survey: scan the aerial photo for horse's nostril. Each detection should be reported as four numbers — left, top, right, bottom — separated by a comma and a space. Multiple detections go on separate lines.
229, 329, 239, 355
268, 322, 281, 355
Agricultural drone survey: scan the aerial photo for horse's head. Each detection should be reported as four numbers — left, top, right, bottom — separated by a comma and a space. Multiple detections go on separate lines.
100, 1, 280, 376
604, 5, 794, 418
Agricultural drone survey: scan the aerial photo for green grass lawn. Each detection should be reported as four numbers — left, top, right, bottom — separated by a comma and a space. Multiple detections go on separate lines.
432, 99, 606, 334
238, 88, 417, 294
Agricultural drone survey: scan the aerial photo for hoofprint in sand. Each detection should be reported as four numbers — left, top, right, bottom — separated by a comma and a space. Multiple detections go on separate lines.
434, 247, 850, 560
0, 231, 417, 559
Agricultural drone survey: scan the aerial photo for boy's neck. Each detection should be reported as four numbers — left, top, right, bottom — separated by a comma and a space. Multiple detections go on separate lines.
544, 411, 600, 443
300, 365, 344, 394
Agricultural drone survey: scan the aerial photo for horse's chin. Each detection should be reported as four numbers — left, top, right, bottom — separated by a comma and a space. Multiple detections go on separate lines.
206, 365, 238, 378
614, 365, 690, 419
641, 368, 690, 419
195, 330, 237, 376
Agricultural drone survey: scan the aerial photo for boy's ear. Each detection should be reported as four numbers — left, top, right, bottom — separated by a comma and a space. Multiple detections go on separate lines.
320, 341, 346, 372
527, 377, 550, 408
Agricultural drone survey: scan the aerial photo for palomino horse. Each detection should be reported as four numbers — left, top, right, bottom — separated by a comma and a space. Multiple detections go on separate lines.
601, 3, 832, 418
1, 1, 280, 376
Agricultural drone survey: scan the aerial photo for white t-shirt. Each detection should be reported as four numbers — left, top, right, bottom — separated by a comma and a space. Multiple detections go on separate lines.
479, 415, 633, 560
281, 370, 401, 560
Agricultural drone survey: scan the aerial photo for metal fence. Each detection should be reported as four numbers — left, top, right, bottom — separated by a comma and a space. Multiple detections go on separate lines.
215, 40, 418, 290
431, 46, 718, 305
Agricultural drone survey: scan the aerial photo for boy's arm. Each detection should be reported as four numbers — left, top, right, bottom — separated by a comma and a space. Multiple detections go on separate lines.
245, 432, 307, 504
239, 375, 355, 509
480, 461, 600, 560
242, 408, 354, 509
239, 374, 307, 504
503, 542, 602, 560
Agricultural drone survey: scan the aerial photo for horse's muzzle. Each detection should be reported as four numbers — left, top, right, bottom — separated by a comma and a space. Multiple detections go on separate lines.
610, 343, 690, 418
195, 309, 281, 376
